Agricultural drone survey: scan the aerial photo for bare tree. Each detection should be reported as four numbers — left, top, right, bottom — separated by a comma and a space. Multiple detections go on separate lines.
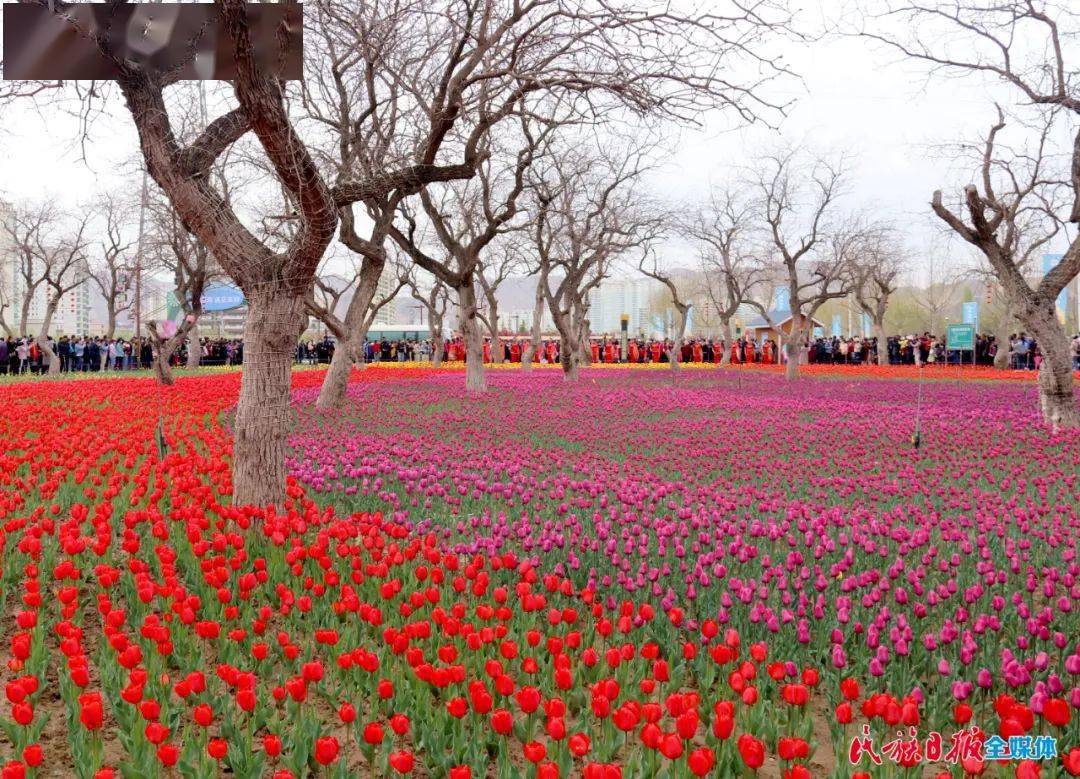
850, 225, 908, 366
36, 214, 92, 374
406, 271, 451, 369
931, 110, 1079, 429
87, 195, 136, 340
687, 186, 767, 363
531, 146, 653, 380
306, 249, 409, 374
144, 199, 215, 385
639, 247, 692, 374
391, 119, 547, 393
476, 238, 527, 365
751, 148, 852, 379
861, 1, 1080, 427
520, 266, 548, 372
1, 202, 56, 337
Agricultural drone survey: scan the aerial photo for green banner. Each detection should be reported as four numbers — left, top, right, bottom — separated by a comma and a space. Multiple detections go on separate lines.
946, 323, 975, 350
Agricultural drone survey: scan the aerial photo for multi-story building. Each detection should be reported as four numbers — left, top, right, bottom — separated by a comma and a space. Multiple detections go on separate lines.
588, 276, 660, 336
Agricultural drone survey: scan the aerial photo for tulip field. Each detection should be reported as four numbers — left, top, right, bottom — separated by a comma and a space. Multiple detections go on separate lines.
0, 365, 1077, 779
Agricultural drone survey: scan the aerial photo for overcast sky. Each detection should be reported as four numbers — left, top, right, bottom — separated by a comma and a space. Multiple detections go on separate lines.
0, 1, 1070, 287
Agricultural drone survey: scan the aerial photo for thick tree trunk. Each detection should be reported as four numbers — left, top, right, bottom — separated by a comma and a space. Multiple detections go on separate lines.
488, 302, 503, 364
316, 338, 355, 411
36, 301, 60, 375
187, 324, 201, 369
561, 342, 581, 381
431, 333, 444, 369
153, 343, 176, 386
720, 320, 732, 366
231, 290, 306, 507
457, 282, 486, 393
1025, 306, 1080, 431
314, 253, 386, 409
522, 281, 544, 373
669, 308, 687, 375
994, 306, 1013, 370
784, 326, 803, 380
875, 320, 888, 367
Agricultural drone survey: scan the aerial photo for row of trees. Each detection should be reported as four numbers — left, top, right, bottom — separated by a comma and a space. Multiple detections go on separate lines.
3, 0, 1078, 507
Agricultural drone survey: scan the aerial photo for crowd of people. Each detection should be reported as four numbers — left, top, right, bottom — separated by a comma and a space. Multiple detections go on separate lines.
0, 335, 246, 374
3, 330, 1077, 375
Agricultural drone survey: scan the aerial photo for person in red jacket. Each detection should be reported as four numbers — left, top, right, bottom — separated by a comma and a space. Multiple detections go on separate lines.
604, 341, 615, 363
509, 341, 521, 362
650, 341, 662, 362
590, 340, 599, 363
745, 339, 756, 364
482, 339, 491, 363
692, 341, 703, 363
762, 340, 774, 364
547, 340, 558, 364
730, 340, 740, 364
628, 341, 639, 364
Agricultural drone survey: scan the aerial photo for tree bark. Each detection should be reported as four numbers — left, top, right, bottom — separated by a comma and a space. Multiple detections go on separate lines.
316, 338, 356, 411
1025, 305, 1080, 431
231, 290, 307, 506
488, 300, 503, 364
875, 319, 888, 367
720, 320, 733, 366
153, 341, 177, 385
561, 341, 581, 381
187, 324, 201, 369
522, 282, 544, 373
431, 331, 444, 369
784, 326, 803, 380
994, 305, 1013, 370
36, 298, 61, 375
457, 282, 487, 393
669, 306, 688, 375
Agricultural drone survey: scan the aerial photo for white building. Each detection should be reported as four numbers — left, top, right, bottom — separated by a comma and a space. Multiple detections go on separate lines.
588, 276, 662, 336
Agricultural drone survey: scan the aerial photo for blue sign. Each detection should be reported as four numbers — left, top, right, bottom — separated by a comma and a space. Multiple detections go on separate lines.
861, 313, 872, 338
1043, 253, 1068, 323
773, 287, 791, 313
962, 301, 979, 333
831, 315, 842, 337
201, 284, 246, 312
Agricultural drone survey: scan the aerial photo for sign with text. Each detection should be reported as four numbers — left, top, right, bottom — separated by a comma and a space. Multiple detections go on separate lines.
946, 323, 975, 351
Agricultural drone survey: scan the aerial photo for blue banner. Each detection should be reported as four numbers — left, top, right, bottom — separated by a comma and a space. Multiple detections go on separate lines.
861, 313, 872, 338
773, 287, 790, 313
201, 284, 246, 312
962, 301, 979, 333
831, 315, 842, 337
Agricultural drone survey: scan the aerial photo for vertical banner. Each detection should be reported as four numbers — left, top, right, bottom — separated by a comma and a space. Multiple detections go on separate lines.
962, 301, 979, 333
773, 287, 790, 313
831, 315, 842, 337
861, 313, 872, 338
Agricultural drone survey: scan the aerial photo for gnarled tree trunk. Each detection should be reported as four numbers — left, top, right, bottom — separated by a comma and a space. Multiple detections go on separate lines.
719, 320, 733, 366
36, 297, 61, 375
1025, 305, 1080, 431
231, 290, 307, 506
316, 338, 356, 410
187, 324, 201, 369
457, 282, 486, 393
784, 326, 803, 380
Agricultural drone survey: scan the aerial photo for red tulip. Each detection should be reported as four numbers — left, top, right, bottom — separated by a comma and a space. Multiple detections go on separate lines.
568, 733, 591, 757
1043, 698, 1070, 727
314, 737, 339, 766
738, 734, 765, 769
389, 751, 414, 774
